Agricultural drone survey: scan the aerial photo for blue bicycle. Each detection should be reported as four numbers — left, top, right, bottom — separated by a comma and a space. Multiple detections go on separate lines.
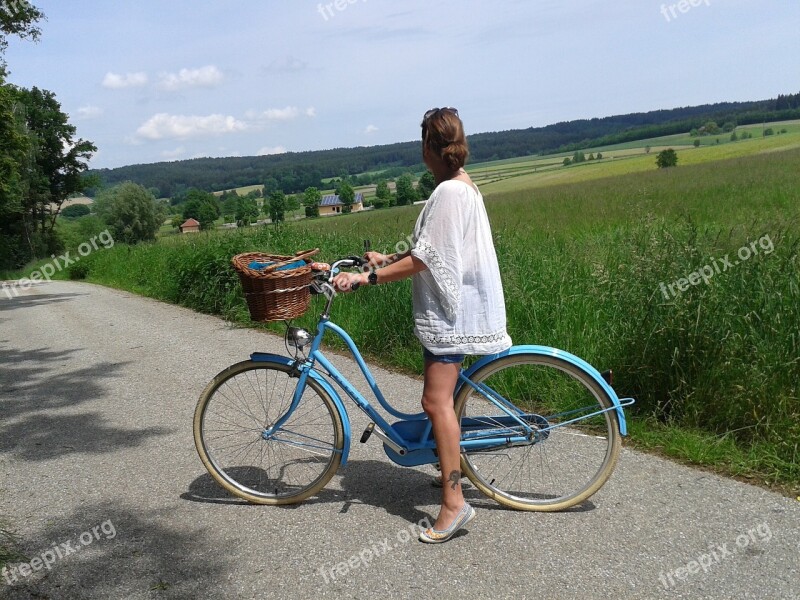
193, 254, 635, 511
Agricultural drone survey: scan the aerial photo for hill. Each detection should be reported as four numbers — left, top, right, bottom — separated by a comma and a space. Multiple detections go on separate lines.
88, 93, 800, 198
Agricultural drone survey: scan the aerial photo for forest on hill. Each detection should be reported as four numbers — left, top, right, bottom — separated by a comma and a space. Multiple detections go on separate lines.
89, 94, 800, 198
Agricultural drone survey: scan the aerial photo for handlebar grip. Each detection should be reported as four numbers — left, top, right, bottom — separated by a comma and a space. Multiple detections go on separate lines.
347, 255, 364, 266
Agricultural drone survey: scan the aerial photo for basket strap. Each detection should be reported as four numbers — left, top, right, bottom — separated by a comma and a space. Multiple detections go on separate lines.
257, 248, 319, 273
293, 248, 320, 261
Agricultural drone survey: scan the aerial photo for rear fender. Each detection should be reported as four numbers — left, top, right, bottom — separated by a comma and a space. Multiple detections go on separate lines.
459, 345, 631, 435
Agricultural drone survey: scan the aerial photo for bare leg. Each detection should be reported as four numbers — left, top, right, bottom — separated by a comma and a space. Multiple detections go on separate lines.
421, 359, 464, 530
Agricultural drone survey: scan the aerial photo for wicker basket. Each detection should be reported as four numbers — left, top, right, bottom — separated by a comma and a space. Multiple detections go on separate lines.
231, 248, 319, 321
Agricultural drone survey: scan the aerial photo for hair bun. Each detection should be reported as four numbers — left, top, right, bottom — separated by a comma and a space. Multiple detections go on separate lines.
422, 111, 469, 170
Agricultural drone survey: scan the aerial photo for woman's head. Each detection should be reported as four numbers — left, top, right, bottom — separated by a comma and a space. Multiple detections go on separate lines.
421, 107, 469, 171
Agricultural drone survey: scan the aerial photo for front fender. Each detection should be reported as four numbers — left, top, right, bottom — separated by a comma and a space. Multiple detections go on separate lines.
250, 352, 352, 465
459, 345, 631, 436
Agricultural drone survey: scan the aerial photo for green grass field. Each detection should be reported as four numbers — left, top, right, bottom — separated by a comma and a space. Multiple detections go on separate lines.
10, 122, 800, 495
41, 143, 800, 494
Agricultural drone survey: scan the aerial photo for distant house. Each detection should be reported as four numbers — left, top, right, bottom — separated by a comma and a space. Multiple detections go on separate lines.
319, 193, 364, 216
180, 218, 201, 233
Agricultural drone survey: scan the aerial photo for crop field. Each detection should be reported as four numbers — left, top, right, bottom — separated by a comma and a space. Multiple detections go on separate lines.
211, 120, 800, 206
472, 119, 800, 194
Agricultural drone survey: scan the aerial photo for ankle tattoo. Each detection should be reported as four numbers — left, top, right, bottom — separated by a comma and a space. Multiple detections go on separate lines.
448, 470, 461, 490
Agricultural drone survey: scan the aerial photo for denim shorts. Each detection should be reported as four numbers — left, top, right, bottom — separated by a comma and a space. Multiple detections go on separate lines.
422, 347, 466, 364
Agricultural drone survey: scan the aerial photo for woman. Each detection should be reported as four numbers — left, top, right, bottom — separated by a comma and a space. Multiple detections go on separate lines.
334, 107, 512, 543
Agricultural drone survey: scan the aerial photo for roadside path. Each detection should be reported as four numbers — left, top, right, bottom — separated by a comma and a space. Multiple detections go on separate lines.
1, 281, 798, 599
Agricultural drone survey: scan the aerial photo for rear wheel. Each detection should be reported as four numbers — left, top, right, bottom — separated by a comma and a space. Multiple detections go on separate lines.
454, 353, 621, 511
194, 360, 344, 504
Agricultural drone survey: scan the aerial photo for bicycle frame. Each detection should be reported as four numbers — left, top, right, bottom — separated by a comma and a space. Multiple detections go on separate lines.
252, 310, 633, 469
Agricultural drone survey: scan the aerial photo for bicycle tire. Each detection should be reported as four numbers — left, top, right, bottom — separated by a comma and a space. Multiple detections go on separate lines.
194, 360, 344, 505
454, 353, 621, 511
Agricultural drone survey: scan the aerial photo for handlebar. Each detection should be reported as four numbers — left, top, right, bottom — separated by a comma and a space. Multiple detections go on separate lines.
311, 240, 372, 293
310, 255, 367, 294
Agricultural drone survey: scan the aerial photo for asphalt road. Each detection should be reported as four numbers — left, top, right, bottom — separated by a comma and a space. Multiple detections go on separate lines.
1, 281, 798, 600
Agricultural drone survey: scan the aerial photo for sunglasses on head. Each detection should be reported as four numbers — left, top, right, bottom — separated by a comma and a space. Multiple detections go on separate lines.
423, 107, 459, 121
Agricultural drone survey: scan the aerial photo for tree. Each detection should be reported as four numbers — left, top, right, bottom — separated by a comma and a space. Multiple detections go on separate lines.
303, 186, 321, 218
94, 182, 162, 244
286, 194, 301, 212
562, 157, 572, 166
374, 180, 392, 208
0, 84, 96, 268
596, 152, 603, 160
196, 202, 219, 230
572, 151, 586, 163
181, 189, 219, 230
763, 128, 774, 137
221, 190, 239, 220
693, 139, 701, 148
395, 173, 418, 206
171, 214, 183, 230
235, 196, 259, 226
267, 190, 286, 223
0, 1, 45, 75
263, 177, 279, 196
417, 171, 435, 200
730, 131, 738, 142
656, 149, 678, 169
60, 204, 91, 219
336, 181, 355, 214
644, 145, 651, 154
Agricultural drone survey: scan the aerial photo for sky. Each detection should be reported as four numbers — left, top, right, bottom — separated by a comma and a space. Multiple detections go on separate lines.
4, 0, 799, 169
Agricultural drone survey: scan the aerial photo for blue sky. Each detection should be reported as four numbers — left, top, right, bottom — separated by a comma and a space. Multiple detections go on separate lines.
5, 0, 799, 169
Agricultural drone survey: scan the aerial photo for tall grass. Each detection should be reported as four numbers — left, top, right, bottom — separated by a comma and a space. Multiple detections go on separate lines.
62, 149, 800, 487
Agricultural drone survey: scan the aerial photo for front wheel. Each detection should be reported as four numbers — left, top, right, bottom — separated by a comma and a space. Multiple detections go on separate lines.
193, 360, 344, 504
454, 353, 621, 511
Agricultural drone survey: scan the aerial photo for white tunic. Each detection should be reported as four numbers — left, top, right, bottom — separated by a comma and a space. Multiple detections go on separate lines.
410, 179, 512, 355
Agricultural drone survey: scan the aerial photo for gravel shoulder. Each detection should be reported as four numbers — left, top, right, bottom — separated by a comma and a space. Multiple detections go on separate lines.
1, 280, 798, 599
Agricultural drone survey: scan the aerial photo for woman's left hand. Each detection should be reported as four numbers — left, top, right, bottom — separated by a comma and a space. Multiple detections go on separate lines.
332, 272, 367, 292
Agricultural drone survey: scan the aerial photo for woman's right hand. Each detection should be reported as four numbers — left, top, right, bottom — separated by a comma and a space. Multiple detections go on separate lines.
364, 251, 391, 268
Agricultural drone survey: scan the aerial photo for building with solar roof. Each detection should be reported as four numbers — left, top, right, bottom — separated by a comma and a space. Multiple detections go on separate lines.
319, 192, 364, 216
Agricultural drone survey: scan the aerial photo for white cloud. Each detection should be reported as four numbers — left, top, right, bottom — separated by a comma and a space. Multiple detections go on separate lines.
159, 65, 224, 91
261, 106, 300, 121
364, 124, 378, 134
257, 145, 287, 156
102, 72, 148, 89
76, 105, 103, 120
245, 106, 317, 125
136, 113, 248, 140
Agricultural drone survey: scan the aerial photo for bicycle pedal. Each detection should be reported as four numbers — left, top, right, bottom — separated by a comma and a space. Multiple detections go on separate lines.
360, 422, 375, 443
